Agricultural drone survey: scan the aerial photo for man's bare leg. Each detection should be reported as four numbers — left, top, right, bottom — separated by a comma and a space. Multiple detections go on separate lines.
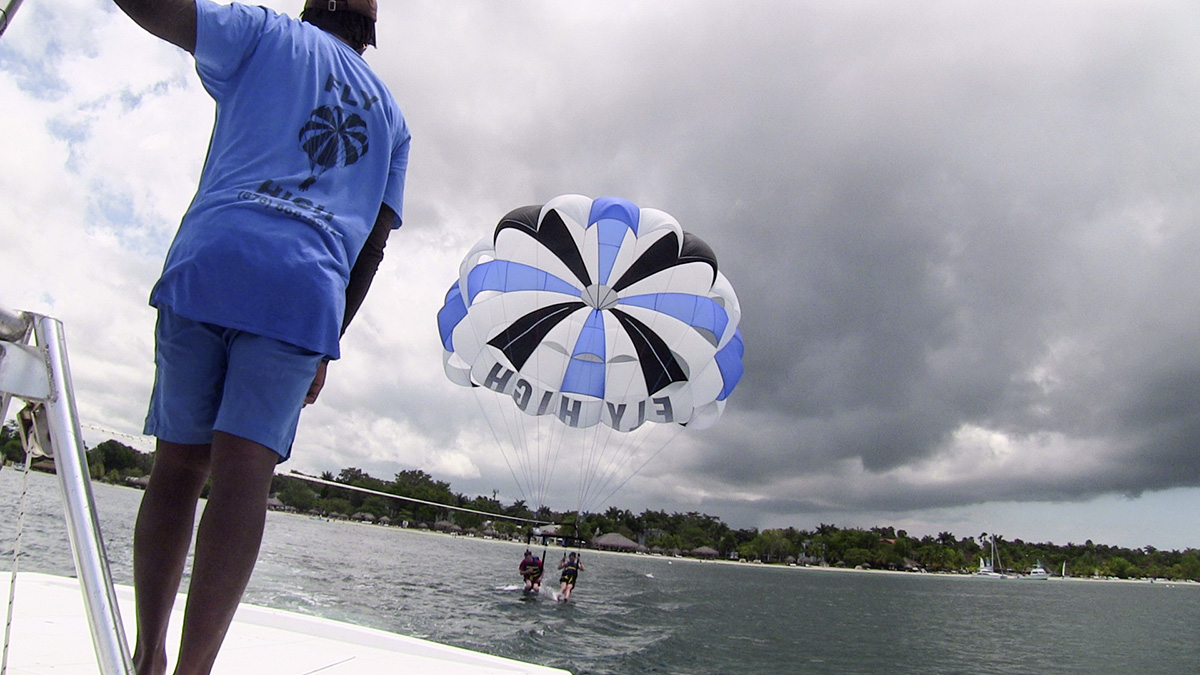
133, 440, 212, 675
173, 431, 279, 675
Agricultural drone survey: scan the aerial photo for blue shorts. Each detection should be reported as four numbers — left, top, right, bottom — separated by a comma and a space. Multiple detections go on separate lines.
143, 305, 324, 461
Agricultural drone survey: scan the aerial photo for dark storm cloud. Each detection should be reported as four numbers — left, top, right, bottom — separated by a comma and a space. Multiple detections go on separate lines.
8, 0, 1200, 552
371, 0, 1200, 515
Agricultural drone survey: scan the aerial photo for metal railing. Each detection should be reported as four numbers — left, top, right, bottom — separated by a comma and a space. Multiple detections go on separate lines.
0, 1, 26, 40
0, 305, 134, 674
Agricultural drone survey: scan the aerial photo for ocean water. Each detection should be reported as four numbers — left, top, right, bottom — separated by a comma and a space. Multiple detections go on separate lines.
2, 469, 1199, 674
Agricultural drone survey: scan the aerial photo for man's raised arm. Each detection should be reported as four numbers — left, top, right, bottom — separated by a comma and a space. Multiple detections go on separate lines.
112, 0, 197, 53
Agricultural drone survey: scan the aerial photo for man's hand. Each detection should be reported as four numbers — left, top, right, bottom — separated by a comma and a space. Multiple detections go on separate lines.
306, 360, 328, 405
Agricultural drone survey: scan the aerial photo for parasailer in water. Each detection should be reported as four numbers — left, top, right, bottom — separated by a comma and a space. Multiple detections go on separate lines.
520, 550, 545, 593
557, 552, 584, 602
436, 194, 745, 520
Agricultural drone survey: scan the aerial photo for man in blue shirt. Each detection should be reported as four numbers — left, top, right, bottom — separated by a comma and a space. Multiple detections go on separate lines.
110, 1, 409, 672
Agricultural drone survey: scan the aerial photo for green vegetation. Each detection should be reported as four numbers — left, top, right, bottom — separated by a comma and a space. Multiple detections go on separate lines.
6, 422, 1199, 581
0, 420, 23, 465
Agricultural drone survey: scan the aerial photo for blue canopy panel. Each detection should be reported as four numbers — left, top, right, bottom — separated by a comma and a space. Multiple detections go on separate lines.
437, 282, 467, 351
465, 259, 579, 304
588, 197, 640, 286
561, 309, 607, 398
714, 328, 745, 401
594, 218, 628, 287
619, 292, 729, 347
588, 197, 641, 235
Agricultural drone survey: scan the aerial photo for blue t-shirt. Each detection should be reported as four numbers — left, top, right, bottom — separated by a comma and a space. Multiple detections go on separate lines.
150, 0, 411, 358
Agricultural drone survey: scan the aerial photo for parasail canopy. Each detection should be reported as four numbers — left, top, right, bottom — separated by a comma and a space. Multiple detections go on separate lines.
437, 195, 744, 514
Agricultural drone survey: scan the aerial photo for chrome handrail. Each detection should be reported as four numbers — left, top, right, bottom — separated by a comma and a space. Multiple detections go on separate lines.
0, 307, 28, 426
0, 1, 27, 40
1, 305, 134, 674
0, 307, 28, 343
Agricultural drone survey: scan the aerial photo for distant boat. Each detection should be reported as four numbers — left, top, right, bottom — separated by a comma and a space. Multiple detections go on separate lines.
973, 535, 1007, 578
973, 558, 1006, 579
1019, 560, 1050, 580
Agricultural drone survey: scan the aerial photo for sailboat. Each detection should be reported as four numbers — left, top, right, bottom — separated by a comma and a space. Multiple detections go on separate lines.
972, 535, 1007, 578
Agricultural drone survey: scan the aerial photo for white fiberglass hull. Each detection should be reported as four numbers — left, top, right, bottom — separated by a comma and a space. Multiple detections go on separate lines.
1, 572, 569, 674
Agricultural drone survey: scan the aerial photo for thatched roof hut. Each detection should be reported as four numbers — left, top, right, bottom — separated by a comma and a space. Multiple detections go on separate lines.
691, 546, 720, 558
592, 532, 641, 552
30, 459, 56, 473
352, 512, 376, 522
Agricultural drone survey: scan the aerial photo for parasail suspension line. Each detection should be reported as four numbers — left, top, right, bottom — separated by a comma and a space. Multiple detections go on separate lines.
585, 422, 685, 515
288, 470, 554, 525
472, 384, 531, 509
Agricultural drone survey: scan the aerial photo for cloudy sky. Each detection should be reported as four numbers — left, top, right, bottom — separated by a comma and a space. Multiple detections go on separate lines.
4, 0, 1200, 550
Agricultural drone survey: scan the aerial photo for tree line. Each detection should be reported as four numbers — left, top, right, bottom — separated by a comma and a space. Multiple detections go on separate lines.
4, 424, 1199, 581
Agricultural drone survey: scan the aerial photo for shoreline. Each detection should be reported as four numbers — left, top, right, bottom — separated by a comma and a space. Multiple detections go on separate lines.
282, 510, 1200, 588
28, 474, 1196, 589
51, 475, 1197, 589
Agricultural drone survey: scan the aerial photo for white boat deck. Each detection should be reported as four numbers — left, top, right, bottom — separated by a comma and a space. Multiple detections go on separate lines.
1, 572, 569, 674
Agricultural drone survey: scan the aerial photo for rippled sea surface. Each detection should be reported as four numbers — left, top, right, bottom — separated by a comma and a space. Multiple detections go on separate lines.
3, 469, 1200, 674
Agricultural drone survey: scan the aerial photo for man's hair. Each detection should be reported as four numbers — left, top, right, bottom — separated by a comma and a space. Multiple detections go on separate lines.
300, 8, 376, 50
